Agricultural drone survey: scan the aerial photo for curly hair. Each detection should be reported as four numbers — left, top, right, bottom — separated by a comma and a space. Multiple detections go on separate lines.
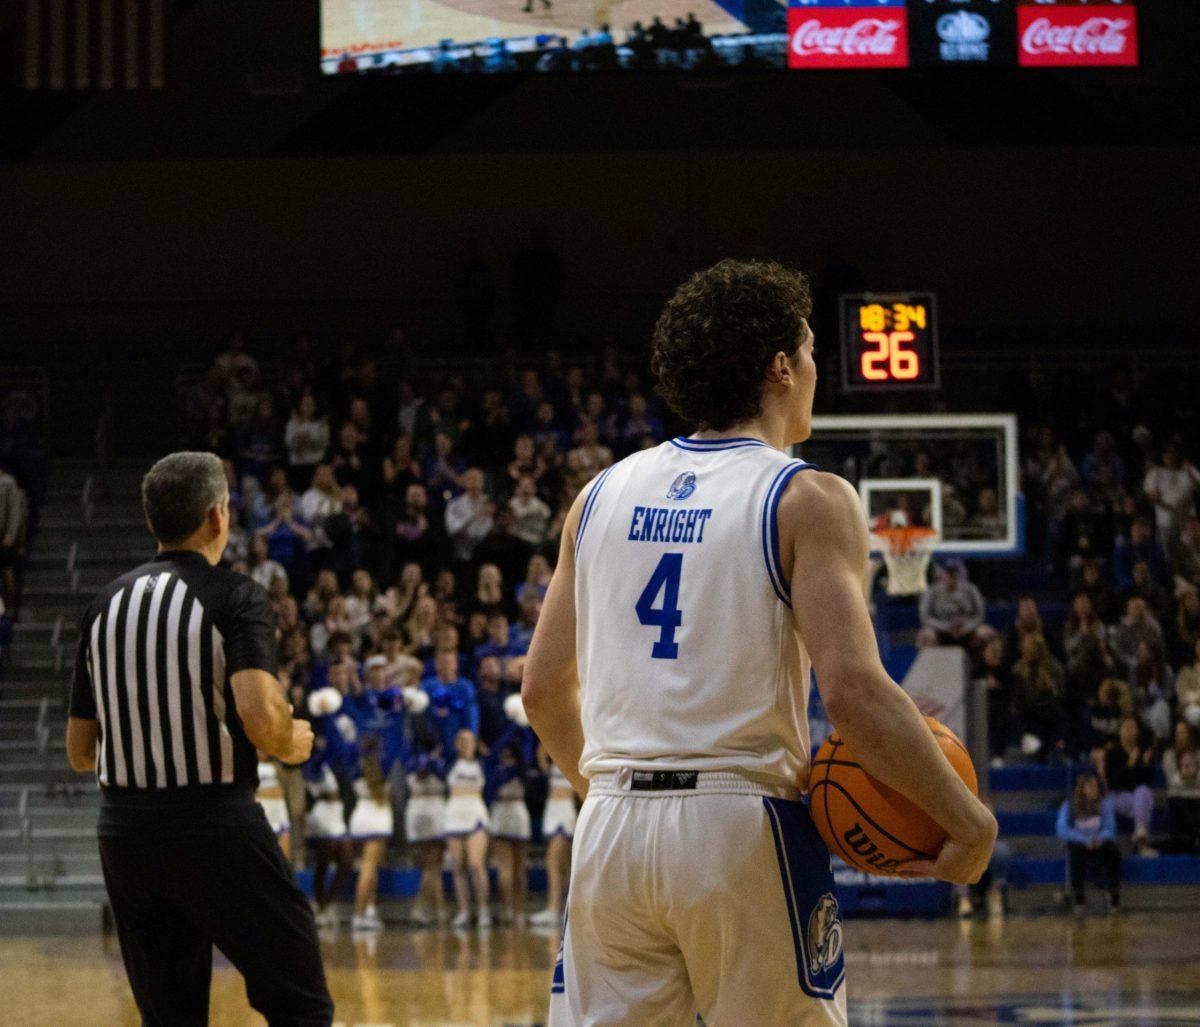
651, 259, 812, 432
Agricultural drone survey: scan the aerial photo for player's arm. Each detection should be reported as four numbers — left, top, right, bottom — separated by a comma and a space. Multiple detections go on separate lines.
521, 489, 588, 799
782, 472, 997, 884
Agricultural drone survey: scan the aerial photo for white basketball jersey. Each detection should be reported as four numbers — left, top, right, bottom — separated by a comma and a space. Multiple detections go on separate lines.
575, 436, 816, 790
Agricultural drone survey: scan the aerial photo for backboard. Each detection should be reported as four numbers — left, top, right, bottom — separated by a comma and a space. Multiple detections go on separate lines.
794, 413, 1022, 558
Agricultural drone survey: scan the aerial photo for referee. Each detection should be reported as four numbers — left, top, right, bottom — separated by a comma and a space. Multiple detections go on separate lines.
65, 452, 333, 1026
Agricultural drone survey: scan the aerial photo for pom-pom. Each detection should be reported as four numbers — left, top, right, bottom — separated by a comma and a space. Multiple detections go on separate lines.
334, 713, 357, 743
503, 692, 529, 728
307, 687, 343, 717
403, 687, 430, 715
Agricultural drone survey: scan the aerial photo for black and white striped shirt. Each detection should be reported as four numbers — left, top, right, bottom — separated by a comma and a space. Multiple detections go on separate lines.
70, 550, 277, 801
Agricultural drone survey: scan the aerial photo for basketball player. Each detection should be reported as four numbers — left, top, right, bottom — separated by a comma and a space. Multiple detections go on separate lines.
522, 259, 998, 1025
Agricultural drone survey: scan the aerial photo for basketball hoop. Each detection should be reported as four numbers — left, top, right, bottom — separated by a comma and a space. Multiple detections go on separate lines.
871, 526, 938, 596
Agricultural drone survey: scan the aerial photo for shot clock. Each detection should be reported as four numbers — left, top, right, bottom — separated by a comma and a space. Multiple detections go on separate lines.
839, 293, 940, 392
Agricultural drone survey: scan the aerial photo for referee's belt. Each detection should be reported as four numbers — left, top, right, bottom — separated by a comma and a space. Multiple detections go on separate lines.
589, 767, 802, 800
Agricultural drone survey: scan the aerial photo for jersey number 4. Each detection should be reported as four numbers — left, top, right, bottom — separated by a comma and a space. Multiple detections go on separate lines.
635, 553, 683, 659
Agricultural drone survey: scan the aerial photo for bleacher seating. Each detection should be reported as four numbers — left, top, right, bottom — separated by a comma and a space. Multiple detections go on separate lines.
988, 764, 1200, 899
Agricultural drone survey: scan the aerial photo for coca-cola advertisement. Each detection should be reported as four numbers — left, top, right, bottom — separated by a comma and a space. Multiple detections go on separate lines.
1017, 4, 1138, 67
788, 3, 909, 70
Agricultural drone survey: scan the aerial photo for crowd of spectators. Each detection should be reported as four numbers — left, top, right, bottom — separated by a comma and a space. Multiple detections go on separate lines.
915, 412, 1200, 857
170, 331, 1200, 917
176, 330, 670, 924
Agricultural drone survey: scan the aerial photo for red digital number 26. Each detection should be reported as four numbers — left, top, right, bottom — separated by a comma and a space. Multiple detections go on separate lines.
861, 331, 919, 381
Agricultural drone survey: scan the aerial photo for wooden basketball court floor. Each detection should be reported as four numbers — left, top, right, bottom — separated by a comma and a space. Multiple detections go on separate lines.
5, 912, 1199, 1025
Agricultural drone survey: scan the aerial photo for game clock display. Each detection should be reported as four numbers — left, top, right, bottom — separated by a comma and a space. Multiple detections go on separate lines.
839, 293, 940, 392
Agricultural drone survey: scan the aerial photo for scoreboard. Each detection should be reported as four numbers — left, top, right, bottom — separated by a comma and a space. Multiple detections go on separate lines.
839, 293, 940, 392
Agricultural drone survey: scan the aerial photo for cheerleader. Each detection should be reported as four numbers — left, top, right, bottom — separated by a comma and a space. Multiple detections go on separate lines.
531, 743, 576, 928
348, 735, 392, 932
255, 754, 291, 862
488, 741, 531, 926
304, 749, 351, 928
444, 729, 491, 929
405, 750, 448, 926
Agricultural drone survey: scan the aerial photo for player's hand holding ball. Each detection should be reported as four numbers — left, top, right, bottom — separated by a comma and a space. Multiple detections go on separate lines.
810, 716, 995, 883
904, 810, 998, 885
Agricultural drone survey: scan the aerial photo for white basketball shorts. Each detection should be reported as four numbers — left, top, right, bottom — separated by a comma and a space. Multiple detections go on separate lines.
548, 770, 847, 1027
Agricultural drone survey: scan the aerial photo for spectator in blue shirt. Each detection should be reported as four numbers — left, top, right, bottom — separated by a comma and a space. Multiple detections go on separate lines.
475, 656, 510, 753
1080, 430, 1126, 491
311, 631, 356, 691
533, 401, 569, 454
474, 613, 517, 664
1112, 517, 1169, 592
256, 494, 312, 588
619, 393, 663, 452
1056, 773, 1121, 914
421, 650, 480, 756
509, 594, 539, 653
353, 655, 413, 776
516, 554, 552, 608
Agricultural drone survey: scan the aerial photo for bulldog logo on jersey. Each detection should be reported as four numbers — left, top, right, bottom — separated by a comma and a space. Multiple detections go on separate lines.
807, 893, 843, 977
666, 471, 697, 500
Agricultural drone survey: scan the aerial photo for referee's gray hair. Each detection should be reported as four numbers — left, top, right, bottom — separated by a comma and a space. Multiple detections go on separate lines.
142, 452, 229, 546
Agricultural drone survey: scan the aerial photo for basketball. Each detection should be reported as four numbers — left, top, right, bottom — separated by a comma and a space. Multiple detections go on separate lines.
810, 717, 978, 877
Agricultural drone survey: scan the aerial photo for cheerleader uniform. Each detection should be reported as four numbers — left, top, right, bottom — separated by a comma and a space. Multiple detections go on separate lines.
305, 763, 348, 841
489, 769, 531, 843
256, 760, 290, 838
348, 776, 394, 842
443, 758, 489, 837
542, 763, 577, 840
405, 766, 448, 844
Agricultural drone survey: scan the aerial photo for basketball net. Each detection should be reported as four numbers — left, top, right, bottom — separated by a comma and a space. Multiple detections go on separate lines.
871, 526, 938, 596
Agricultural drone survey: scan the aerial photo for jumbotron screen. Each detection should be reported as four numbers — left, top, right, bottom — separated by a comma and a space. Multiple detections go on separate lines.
321, 0, 1138, 76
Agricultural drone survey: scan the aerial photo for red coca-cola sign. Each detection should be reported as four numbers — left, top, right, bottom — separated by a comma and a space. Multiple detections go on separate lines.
788, 7, 909, 70
1017, 5, 1138, 67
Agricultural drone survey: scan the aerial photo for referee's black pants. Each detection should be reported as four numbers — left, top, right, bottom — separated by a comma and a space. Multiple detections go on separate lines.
98, 813, 333, 1027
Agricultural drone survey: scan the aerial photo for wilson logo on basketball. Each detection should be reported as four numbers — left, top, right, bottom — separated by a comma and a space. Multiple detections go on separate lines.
842, 823, 902, 874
